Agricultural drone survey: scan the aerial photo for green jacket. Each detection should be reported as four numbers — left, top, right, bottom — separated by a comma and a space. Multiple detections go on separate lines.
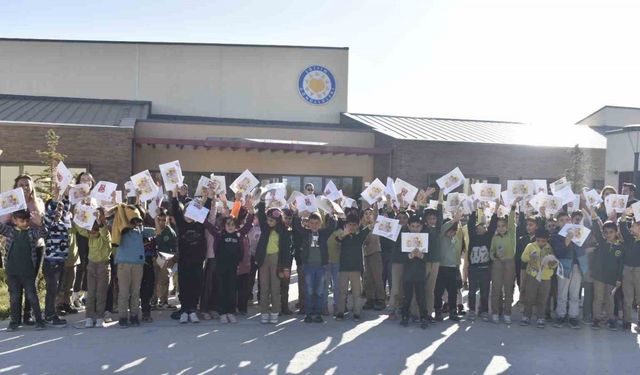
438, 220, 463, 267
490, 207, 516, 260
591, 220, 624, 286
77, 226, 112, 263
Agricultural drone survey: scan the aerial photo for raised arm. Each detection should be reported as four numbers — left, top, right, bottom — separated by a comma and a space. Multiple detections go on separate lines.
487, 213, 498, 237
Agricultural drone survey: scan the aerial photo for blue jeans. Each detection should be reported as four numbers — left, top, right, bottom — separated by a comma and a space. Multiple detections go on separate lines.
325, 263, 340, 311
304, 264, 327, 315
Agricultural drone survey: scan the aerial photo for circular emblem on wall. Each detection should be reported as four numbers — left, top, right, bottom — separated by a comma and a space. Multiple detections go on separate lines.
298, 65, 336, 105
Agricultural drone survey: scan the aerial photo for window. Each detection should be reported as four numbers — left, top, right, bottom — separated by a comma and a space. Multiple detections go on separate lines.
0, 163, 87, 192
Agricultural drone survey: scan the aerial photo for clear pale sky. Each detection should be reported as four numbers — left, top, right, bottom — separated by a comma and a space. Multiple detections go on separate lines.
2, 0, 640, 124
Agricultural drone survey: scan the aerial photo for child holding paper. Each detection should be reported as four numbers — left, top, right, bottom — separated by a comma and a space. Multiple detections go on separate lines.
434, 212, 464, 322
335, 213, 370, 321
423, 191, 445, 321
520, 229, 557, 328
489, 199, 519, 324
255, 201, 293, 324
401, 215, 430, 329
76, 208, 112, 328
154, 208, 177, 310
1, 209, 47, 331
515, 214, 542, 307
467, 201, 498, 321
588, 212, 623, 330
280, 209, 296, 315
618, 208, 640, 331
362, 207, 386, 311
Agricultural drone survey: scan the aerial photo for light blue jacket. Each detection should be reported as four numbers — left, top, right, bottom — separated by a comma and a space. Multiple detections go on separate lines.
115, 226, 155, 265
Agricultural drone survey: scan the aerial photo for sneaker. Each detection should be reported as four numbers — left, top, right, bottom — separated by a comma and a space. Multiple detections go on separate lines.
467, 311, 477, 321
313, 315, 324, 323
480, 312, 490, 322
400, 316, 409, 327
491, 314, 500, 324
228, 314, 238, 324
335, 313, 345, 321
119, 318, 129, 328
304, 315, 313, 323
536, 319, 546, 328
160, 303, 177, 310
583, 317, 593, 326
103, 312, 113, 323
141, 315, 153, 323
85, 319, 94, 328
520, 317, 530, 326
201, 312, 212, 321
608, 320, 618, 331
435, 312, 444, 322
56, 305, 67, 316
170, 289, 177, 296
442, 303, 450, 314
449, 314, 461, 322
504, 315, 512, 325
353, 314, 361, 322
260, 314, 269, 324
7, 322, 19, 331
463, 282, 469, 290
210, 311, 220, 320
281, 307, 293, 315
387, 311, 398, 321
568, 318, 580, 329
179, 313, 189, 324
96, 319, 106, 328
22, 314, 35, 326
420, 318, 429, 329
592, 320, 601, 330
362, 301, 374, 310
189, 312, 200, 323
45, 315, 67, 327
544, 314, 553, 322
457, 305, 466, 315
553, 317, 566, 328
35, 321, 46, 330
623, 322, 632, 331
220, 314, 230, 324
269, 313, 279, 324
62, 303, 79, 315
130, 316, 140, 327
412, 315, 420, 323
427, 316, 436, 324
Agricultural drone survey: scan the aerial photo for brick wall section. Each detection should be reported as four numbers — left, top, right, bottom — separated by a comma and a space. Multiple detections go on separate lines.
374, 134, 606, 189
0, 123, 133, 185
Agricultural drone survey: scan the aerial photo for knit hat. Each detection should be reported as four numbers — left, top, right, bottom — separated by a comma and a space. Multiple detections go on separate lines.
266, 207, 282, 219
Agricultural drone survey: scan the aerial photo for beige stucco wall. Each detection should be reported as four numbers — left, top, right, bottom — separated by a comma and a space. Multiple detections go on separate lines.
0, 39, 348, 124
135, 121, 374, 148
605, 132, 635, 186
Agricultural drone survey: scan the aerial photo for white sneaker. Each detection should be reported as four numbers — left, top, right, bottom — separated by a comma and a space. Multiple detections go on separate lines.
504, 315, 512, 325
491, 314, 500, 324
269, 313, 279, 324
84, 319, 94, 328
260, 313, 269, 324
96, 318, 105, 328
220, 314, 229, 324
180, 312, 189, 324
103, 312, 113, 323
228, 314, 238, 324
201, 312, 212, 320
210, 311, 220, 320
189, 312, 200, 323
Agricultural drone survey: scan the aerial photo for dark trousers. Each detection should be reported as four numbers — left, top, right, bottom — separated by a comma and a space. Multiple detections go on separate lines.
23, 246, 43, 317
468, 266, 490, 313
200, 258, 218, 312
73, 235, 89, 292
582, 281, 594, 321
249, 256, 258, 301
280, 276, 291, 311
216, 265, 237, 315
402, 279, 427, 319
236, 273, 250, 313
43, 261, 65, 318
140, 259, 155, 316
382, 252, 392, 291
106, 255, 116, 313
8, 274, 43, 324
178, 260, 203, 313
434, 266, 458, 313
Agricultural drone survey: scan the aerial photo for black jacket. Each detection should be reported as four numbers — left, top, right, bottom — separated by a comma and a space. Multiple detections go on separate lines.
294, 213, 336, 266
255, 201, 293, 268
467, 211, 497, 268
338, 226, 370, 272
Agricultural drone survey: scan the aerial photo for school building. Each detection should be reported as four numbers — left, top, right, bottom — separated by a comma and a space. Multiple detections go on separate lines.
0, 38, 608, 196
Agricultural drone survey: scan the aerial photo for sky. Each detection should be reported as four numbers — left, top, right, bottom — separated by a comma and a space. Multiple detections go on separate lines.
2, 0, 640, 124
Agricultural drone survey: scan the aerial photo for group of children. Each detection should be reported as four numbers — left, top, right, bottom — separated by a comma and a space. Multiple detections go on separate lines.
2, 171, 640, 336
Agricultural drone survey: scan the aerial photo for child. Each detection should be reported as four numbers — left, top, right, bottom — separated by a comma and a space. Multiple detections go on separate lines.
255, 201, 293, 324
154, 208, 177, 310
1, 209, 46, 331
42, 189, 71, 327
434, 212, 464, 322
76, 208, 112, 328
326, 223, 343, 316
335, 214, 369, 321
212, 202, 253, 324
589, 212, 623, 330
401, 214, 430, 329
618, 208, 640, 331
422, 191, 444, 321
280, 208, 296, 315
489, 200, 518, 324
362, 207, 386, 311
294, 211, 336, 323
520, 228, 557, 328
467, 201, 498, 321
112, 202, 157, 328
515, 214, 541, 306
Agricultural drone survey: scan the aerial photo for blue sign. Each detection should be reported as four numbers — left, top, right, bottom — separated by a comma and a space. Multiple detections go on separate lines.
298, 65, 336, 105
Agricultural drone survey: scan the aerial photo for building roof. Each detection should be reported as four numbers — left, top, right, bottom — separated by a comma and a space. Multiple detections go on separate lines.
576, 105, 640, 127
0, 37, 348, 51
0, 94, 150, 126
342, 113, 607, 149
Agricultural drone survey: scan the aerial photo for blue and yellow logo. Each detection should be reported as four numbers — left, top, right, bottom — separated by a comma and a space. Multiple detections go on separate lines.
298, 65, 336, 105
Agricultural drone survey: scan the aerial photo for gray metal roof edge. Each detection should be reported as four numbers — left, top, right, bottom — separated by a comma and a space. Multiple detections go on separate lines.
0, 93, 152, 107
0, 119, 134, 129
141, 114, 370, 132
575, 105, 640, 125
0, 37, 349, 51
342, 112, 522, 124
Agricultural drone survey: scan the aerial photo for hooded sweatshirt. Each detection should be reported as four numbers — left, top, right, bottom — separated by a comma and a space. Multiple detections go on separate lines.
490, 208, 517, 261
468, 211, 498, 268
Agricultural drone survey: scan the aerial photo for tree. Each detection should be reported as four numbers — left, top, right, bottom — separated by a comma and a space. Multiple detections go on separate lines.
565, 144, 591, 191
33, 129, 66, 200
